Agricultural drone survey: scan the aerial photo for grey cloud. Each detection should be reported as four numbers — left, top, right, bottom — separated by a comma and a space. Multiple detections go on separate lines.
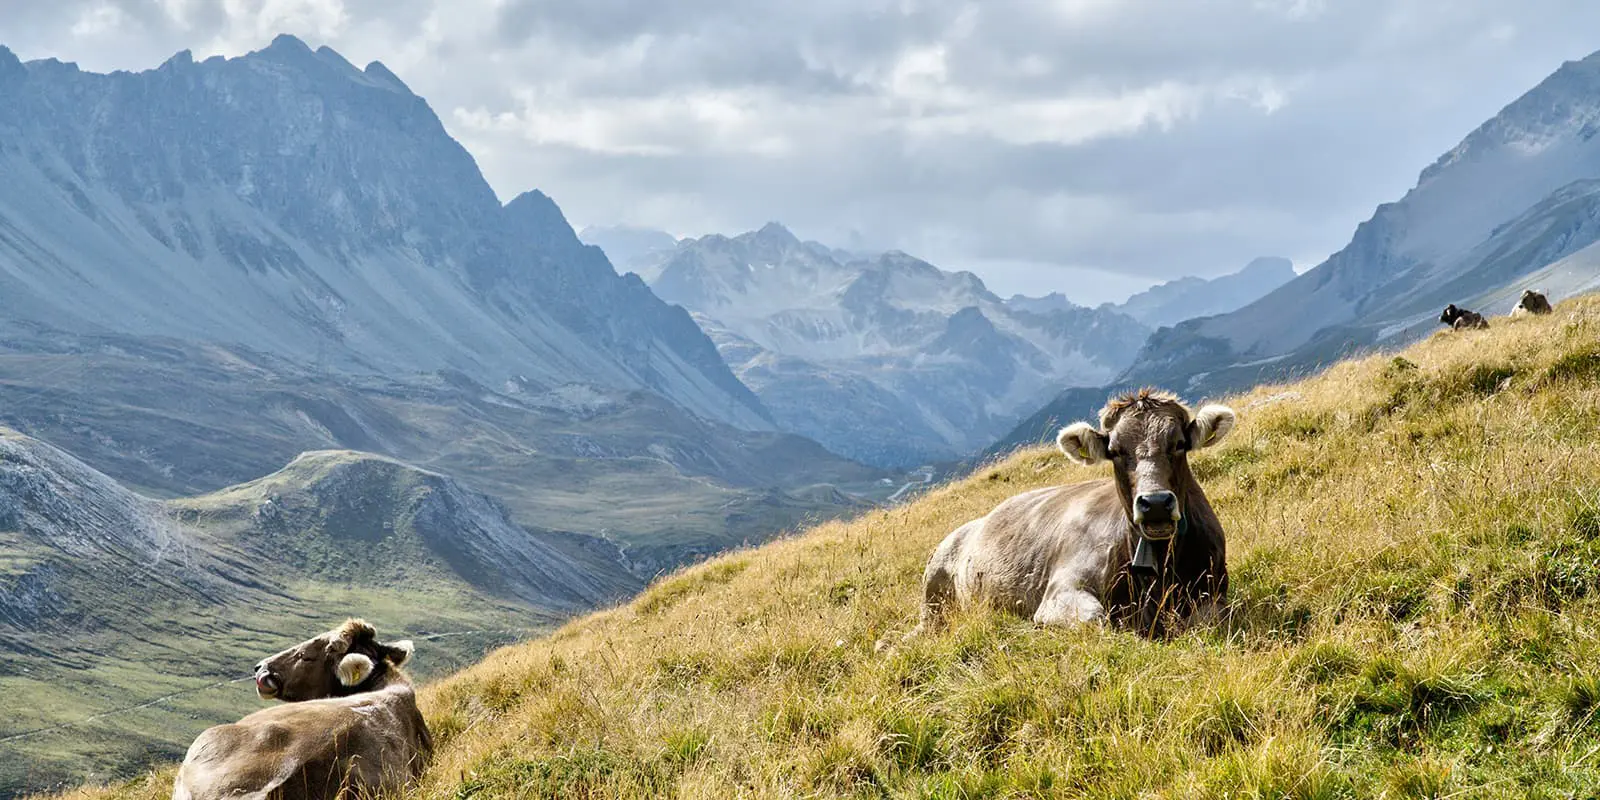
5, 0, 1600, 299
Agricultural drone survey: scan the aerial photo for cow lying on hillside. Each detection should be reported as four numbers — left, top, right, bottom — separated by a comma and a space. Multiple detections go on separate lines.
172, 619, 432, 800
1514, 289, 1553, 316
1440, 303, 1489, 330
911, 388, 1235, 639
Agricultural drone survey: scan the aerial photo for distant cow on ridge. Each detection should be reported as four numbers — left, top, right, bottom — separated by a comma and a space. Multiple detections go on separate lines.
1514, 289, 1553, 316
1440, 303, 1489, 331
172, 619, 432, 800
909, 388, 1235, 639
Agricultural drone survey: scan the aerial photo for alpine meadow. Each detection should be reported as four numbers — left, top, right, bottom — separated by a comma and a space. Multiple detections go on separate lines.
11, 6, 1600, 800
54, 293, 1600, 799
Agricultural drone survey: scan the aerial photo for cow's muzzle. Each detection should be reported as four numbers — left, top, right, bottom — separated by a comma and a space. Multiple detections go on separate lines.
254, 665, 282, 700
1133, 491, 1180, 540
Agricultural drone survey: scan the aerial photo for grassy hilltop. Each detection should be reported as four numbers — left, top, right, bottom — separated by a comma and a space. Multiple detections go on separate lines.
57, 296, 1600, 798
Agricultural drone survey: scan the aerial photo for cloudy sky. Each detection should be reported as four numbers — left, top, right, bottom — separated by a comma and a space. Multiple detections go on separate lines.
5, 1, 1600, 302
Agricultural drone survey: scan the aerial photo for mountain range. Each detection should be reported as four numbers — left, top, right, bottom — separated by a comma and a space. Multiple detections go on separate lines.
0, 34, 892, 566
637, 223, 1152, 465
992, 48, 1600, 456
0, 36, 770, 431
0, 36, 897, 792
586, 223, 1295, 466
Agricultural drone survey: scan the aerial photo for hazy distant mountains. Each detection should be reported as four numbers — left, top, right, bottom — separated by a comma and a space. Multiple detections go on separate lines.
1106, 256, 1296, 328
999, 257, 1297, 329
648, 224, 1151, 464
584, 222, 1292, 466
577, 224, 681, 282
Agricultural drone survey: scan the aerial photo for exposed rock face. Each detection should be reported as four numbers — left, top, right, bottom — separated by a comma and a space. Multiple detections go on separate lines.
0, 37, 769, 431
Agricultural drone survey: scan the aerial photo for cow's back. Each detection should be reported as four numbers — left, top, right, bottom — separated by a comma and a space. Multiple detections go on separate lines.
173, 688, 428, 800
948, 479, 1125, 616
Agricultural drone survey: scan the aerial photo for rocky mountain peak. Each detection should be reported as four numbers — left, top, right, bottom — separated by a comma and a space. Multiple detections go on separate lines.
0, 45, 21, 83
0, 39, 773, 431
159, 49, 194, 69
1238, 256, 1295, 279
732, 221, 802, 263
751, 221, 800, 246
505, 189, 583, 252
361, 60, 410, 92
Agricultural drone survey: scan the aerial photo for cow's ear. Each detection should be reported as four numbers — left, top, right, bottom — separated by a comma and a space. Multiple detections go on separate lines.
336, 653, 375, 686
1189, 405, 1237, 449
382, 640, 414, 667
1057, 422, 1108, 465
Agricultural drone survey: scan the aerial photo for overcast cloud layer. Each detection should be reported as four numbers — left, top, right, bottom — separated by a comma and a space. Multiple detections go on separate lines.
4, 1, 1600, 302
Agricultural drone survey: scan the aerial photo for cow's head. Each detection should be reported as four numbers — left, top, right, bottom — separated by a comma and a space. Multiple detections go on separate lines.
1440, 304, 1463, 325
1057, 388, 1236, 540
252, 619, 414, 702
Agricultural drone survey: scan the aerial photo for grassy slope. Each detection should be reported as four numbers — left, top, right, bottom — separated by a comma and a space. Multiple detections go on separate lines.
57, 296, 1600, 799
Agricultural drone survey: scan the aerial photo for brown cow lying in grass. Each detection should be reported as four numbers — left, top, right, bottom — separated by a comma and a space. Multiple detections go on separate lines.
911, 388, 1235, 639
1514, 289, 1553, 316
1440, 303, 1489, 330
172, 619, 431, 800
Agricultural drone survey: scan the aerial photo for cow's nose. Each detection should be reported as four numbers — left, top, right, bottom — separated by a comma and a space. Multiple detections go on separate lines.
1135, 491, 1178, 522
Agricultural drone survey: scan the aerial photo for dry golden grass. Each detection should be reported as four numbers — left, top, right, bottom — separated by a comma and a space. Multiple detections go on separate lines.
52, 296, 1600, 799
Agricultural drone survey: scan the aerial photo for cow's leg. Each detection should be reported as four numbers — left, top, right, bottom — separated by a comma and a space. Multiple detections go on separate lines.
1032, 582, 1107, 627
878, 562, 958, 652
902, 521, 977, 641
910, 562, 956, 638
